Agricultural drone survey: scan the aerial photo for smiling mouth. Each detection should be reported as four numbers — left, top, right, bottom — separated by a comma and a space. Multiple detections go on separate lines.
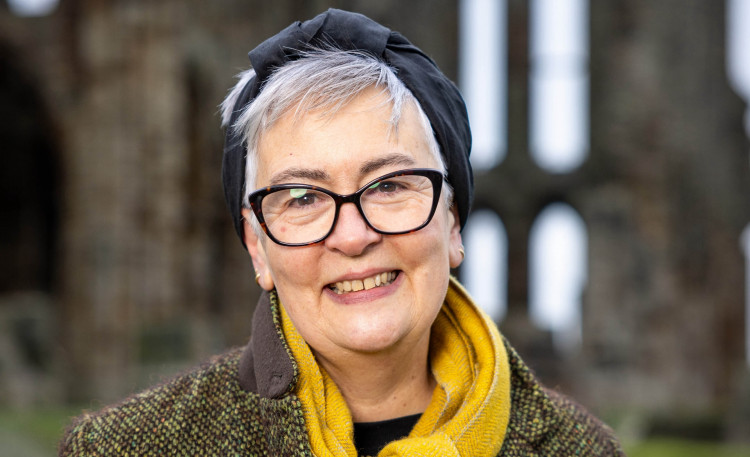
329, 271, 399, 294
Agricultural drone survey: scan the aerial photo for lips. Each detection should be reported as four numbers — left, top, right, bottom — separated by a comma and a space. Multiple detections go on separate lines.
329, 271, 399, 294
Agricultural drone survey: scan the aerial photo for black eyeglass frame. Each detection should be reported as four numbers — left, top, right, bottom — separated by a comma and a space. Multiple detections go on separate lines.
247, 168, 445, 247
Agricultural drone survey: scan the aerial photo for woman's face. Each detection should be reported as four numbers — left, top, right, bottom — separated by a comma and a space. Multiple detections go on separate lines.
242, 87, 463, 358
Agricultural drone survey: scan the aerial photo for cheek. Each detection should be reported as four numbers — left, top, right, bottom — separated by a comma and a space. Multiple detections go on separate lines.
266, 246, 321, 289
270, 250, 325, 329
424, 207, 456, 254
399, 216, 453, 279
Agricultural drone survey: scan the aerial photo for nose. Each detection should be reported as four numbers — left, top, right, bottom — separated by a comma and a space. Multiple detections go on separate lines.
324, 202, 381, 256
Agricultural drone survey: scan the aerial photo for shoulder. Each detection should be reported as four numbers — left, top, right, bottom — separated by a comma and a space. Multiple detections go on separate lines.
539, 387, 625, 456
501, 342, 625, 456
58, 348, 280, 456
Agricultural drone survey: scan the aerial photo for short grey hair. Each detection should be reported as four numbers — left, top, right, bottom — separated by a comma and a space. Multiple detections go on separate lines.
220, 49, 452, 225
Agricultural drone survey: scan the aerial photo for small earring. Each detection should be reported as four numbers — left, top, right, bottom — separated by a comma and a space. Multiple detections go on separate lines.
254, 272, 261, 284
459, 246, 465, 261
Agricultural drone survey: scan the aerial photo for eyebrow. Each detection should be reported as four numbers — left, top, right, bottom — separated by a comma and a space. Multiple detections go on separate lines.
267, 152, 417, 187
268, 168, 331, 186
358, 153, 417, 176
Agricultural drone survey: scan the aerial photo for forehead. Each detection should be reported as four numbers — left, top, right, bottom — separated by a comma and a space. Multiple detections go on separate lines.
254, 88, 438, 188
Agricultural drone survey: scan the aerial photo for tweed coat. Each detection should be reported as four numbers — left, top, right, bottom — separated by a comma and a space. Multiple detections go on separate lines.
59, 292, 625, 456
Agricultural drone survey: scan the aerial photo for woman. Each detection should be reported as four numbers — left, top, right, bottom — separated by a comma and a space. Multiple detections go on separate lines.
60, 9, 624, 457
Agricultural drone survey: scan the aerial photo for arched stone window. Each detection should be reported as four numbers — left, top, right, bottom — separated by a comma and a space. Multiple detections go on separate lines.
0, 42, 58, 294
461, 210, 508, 322
529, 203, 587, 354
460, 0, 507, 170
529, 0, 589, 173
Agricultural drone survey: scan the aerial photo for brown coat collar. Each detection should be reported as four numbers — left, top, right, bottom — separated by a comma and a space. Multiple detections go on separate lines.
238, 291, 297, 398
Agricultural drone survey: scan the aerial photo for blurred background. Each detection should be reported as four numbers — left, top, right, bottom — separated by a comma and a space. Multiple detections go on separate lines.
1, 0, 750, 455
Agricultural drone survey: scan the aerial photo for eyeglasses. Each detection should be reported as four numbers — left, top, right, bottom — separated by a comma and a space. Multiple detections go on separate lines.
247, 168, 444, 246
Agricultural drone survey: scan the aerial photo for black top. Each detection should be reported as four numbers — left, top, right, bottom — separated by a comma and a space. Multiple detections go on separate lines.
353, 413, 422, 457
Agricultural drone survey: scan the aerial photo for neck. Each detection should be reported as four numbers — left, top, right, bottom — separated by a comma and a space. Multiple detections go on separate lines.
314, 330, 436, 423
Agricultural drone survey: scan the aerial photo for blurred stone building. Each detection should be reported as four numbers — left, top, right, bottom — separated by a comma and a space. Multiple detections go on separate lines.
0, 0, 748, 441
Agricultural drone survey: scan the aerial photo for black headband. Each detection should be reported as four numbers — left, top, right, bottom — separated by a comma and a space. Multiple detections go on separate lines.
222, 8, 473, 245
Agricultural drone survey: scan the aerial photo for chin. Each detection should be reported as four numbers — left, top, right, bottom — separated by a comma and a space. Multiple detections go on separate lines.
336, 320, 406, 354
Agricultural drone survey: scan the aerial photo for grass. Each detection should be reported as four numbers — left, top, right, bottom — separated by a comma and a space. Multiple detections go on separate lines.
0, 407, 82, 455
625, 438, 750, 457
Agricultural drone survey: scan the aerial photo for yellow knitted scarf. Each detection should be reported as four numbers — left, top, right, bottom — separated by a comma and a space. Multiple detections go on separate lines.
280, 277, 511, 457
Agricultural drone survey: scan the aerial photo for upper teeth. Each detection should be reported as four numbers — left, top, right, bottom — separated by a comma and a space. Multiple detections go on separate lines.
332, 272, 397, 294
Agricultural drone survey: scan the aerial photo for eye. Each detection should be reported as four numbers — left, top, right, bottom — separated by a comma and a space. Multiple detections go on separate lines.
370, 180, 404, 193
288, 189, 318, 207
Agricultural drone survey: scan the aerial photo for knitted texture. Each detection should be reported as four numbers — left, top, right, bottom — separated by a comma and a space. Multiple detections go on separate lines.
498, 344, 625, 456
58, 294, 625, 456
58, 349, 313, 456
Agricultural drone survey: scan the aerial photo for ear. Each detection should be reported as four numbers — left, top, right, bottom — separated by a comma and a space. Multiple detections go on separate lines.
241, 208, 275, 291
447, 206, 464, 269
